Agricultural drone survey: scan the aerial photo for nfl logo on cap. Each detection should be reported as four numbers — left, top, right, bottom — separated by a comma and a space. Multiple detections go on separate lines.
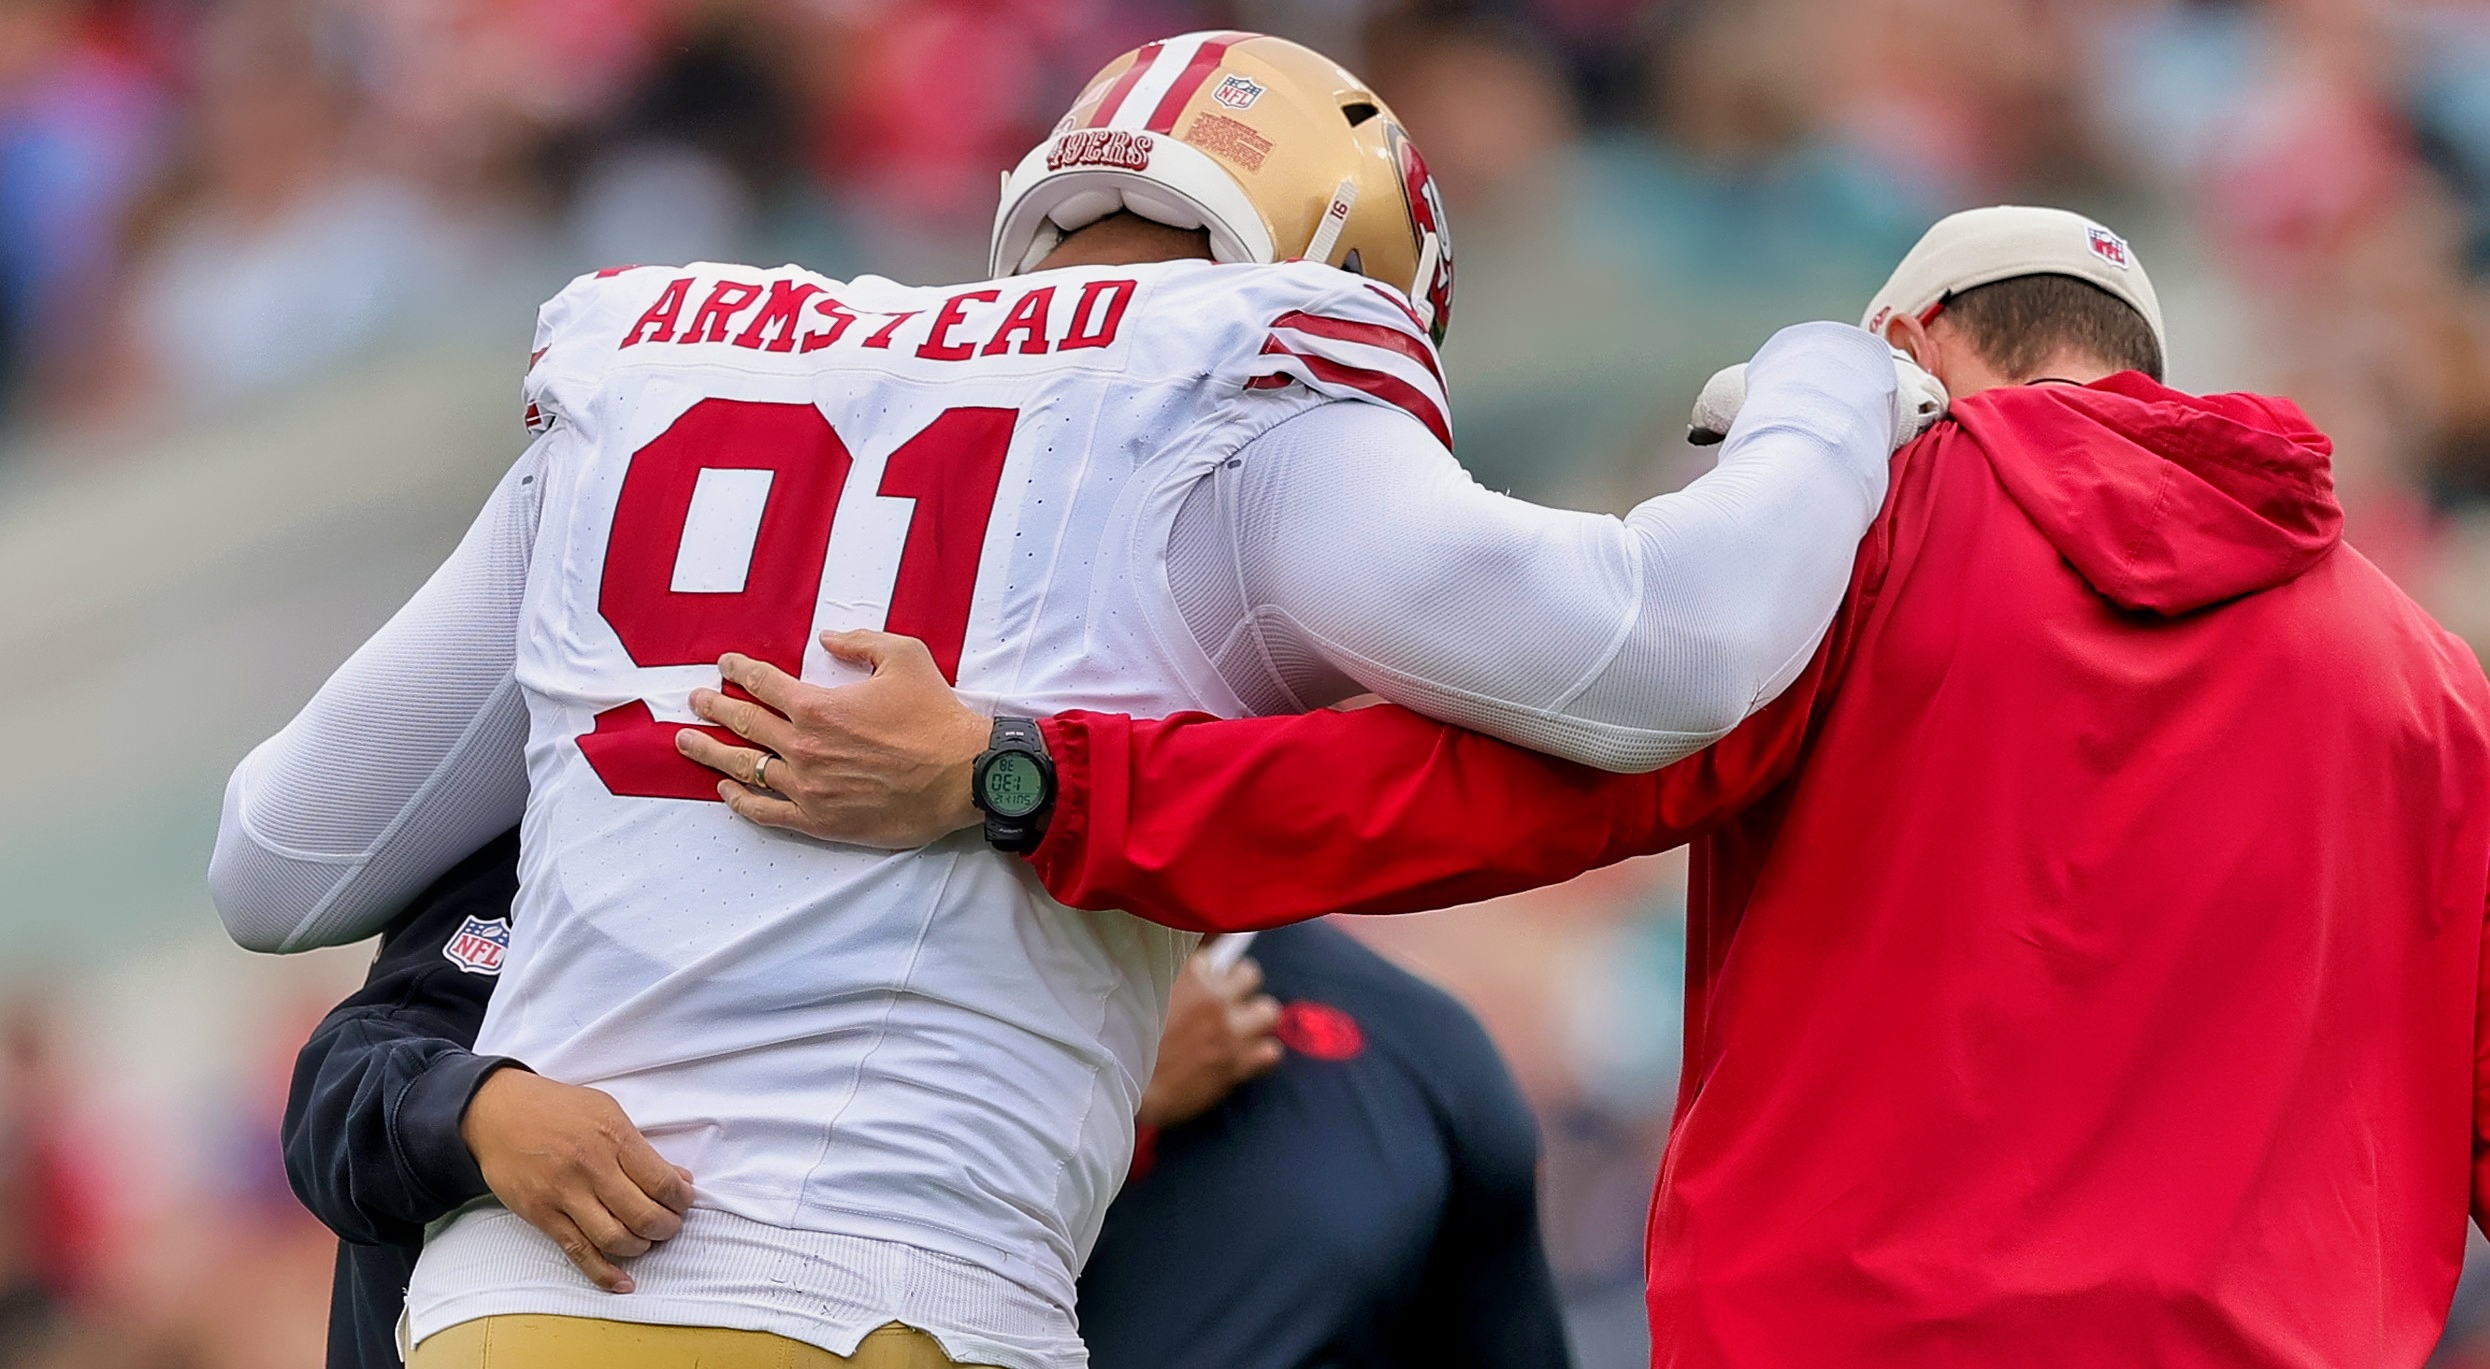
443, 915, 512, 976
2087, 225, 2130, 269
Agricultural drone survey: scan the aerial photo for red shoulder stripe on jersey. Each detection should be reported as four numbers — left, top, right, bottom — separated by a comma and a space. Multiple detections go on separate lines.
1258, 337, 1453, 450
1143, 35, 1242, 134
1089, 42, 1162, 128
593, 264, 643, 279
1269, 310, 1446, 391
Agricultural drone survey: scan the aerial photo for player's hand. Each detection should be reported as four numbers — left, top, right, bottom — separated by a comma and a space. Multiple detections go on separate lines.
1889, 349, 1949, 444
1138, 949, 1285, 1130
460, 1067, 694, 1294
676, 629, 991, 849
1688, 345, 1949, 449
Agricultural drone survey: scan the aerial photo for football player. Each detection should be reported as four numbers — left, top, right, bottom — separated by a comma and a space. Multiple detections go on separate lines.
210, 32, 1935, 1369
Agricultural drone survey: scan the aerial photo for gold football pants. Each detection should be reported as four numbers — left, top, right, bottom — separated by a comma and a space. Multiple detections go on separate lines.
409, 1316, 999, 1368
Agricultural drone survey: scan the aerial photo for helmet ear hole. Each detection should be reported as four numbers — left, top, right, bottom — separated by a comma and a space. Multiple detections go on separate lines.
1341, 100, 1380, 127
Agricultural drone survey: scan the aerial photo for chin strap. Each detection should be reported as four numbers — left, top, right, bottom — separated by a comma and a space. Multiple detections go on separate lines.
1302, 179, 1359, 267
1409, 231, 1440, 333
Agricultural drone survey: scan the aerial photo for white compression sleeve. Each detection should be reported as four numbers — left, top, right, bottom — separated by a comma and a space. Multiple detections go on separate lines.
209, 443, 546, 952
1202, 320, 1896, 773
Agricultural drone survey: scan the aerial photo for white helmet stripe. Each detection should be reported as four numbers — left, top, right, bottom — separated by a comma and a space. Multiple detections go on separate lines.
1085, 40, 1162, 129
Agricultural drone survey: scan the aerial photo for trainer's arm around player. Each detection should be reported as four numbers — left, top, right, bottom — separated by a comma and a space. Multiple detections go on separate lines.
284, 828, 696, 1367
678, 624, 1816, 931
284, 832, 527, 1256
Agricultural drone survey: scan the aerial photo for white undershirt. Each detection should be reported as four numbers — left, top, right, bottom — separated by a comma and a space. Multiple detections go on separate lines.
209, 320, 1895, 956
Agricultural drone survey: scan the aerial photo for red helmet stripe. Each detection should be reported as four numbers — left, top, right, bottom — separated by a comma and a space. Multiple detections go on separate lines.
1142, 34, 1242, 134
1087, 42, 1163, 129
1270, 310, 1445, 391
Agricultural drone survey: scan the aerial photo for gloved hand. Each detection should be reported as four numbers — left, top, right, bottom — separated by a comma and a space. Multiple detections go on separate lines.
1687, 346, 1949, 449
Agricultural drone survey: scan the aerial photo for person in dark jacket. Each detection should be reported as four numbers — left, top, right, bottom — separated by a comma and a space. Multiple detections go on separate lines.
1080, 920, 1570, 1368
285, 831, 520, 1369
284, 835, 1570, 1369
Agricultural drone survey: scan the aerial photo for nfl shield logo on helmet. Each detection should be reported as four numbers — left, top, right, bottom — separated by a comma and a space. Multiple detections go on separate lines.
443, 916, 512, 976
2087, 225, 2131, 269
1213, 74, 1265, 110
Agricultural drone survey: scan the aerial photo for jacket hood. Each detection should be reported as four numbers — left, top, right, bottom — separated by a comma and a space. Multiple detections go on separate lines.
1947, 372, 2342, 615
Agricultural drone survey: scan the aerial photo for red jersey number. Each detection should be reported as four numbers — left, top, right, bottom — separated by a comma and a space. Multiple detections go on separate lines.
579, 399, 1016, 800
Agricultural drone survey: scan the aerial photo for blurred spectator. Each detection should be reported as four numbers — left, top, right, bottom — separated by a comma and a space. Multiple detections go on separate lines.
0, 1003, 106, 1364
1367, 15, 1684, 508
818, 0, 1141, 282
109, 2, 488, 417
0, 0, 165, 423
1816, 0, 2105, 206
565, 14, 844, 278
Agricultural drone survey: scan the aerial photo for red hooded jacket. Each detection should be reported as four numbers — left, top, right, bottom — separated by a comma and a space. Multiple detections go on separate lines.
1028, 375, 2490, 1366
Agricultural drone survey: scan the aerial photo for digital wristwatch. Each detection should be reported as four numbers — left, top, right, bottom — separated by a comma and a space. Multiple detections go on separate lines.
972, 717, 1056, 854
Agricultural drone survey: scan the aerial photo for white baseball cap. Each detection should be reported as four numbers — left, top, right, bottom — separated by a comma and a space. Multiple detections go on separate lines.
1860, 206, 2165, 367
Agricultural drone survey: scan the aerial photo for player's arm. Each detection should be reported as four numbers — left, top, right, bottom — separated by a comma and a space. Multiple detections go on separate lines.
283, 826, 695, 1294
1213, 319, 1898, 773
206, 258, 647, 954
208, 441, 547, 952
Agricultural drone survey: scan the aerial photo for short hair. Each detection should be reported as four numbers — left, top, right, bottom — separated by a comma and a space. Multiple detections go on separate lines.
1938, 273, 2164, 382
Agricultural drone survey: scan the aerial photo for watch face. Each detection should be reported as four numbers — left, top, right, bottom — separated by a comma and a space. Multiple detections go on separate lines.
982, 751, 1047, 819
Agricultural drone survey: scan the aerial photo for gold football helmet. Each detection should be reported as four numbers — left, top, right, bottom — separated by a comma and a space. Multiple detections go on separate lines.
990, 31, 1456, 342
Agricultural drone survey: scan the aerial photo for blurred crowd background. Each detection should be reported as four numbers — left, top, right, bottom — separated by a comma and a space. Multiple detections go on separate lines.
4, 0, 2490, 1364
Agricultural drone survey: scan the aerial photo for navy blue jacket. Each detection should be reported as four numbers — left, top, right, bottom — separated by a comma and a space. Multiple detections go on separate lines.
1081, 920, 1573, 1369
280, 830, 522, 1369
281, 837, 1570, 1369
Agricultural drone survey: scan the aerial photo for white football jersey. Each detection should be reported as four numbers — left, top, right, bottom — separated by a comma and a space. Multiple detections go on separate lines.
408, 258, 1451, 1360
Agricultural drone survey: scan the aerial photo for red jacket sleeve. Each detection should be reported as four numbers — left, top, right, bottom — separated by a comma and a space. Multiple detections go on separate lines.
1028, 651, 1831, 932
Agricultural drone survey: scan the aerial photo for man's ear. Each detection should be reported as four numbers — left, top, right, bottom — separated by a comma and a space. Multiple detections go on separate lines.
1884, 312, 1934, 368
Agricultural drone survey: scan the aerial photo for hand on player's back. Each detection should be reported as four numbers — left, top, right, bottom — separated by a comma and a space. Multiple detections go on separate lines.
460, 1068, 695, 1294
1138, 950, 1286, 1130
676, 630, 991, 849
